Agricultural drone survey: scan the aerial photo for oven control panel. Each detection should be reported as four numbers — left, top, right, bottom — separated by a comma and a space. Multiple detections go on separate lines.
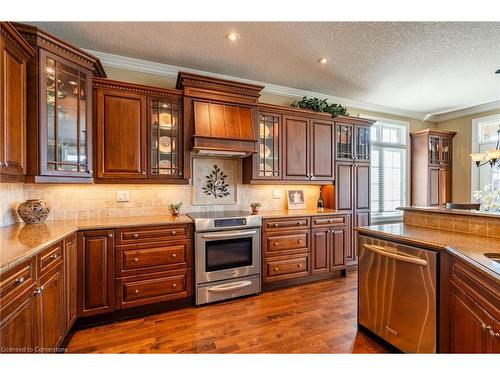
214, 218, 247, 228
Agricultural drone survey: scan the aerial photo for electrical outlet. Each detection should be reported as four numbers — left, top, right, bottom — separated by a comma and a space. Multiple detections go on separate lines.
116, 190, 130, 202
272, 190, 282, 199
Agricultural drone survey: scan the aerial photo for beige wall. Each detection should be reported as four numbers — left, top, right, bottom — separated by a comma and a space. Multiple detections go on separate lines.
436, 108, 500, 203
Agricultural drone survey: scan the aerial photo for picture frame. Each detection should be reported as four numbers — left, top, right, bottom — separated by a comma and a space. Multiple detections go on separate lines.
287, 190, 306, 210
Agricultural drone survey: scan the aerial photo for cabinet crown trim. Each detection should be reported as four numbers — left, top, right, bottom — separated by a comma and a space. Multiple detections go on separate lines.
0, 22, 35, 58
93, 78, 182, 99
176, 72, 264, 98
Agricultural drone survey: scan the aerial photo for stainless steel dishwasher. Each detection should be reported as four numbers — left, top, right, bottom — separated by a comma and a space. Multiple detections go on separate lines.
358, 235, 438, 353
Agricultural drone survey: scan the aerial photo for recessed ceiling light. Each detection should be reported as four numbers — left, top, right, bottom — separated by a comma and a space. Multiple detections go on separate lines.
318, 57, 328, 64
496, 68, 500, 74
226, 32, 240, 41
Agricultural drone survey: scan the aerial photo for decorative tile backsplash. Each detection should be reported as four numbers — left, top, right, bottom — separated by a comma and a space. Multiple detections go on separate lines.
0, 180, 321, 227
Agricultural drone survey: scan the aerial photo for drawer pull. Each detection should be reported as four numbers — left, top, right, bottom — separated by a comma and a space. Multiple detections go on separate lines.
33, 286, 43, 295
172, 253, 177, 258
298, 240, 303, 244
134, 289, 140, 295
297, 222, 301, 225
273, 267, 279, 271
273, 242, 279, 246
133, 233, 139, 239
15, 276, 25, 285
172, 283, 177, 288
133, 257, 139, 262
171, 231, 177, 235
274, 223, 279, 227
50, 253, 59, 260
297, 264, 303, 268
108, 233, 113, 238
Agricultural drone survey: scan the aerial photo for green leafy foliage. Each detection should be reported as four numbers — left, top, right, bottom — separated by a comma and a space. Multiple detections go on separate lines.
291, 97, 348, 117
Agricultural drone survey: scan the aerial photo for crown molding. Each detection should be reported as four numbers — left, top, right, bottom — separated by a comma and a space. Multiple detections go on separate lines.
425, 99, 500, 123
85, 49, 499, 123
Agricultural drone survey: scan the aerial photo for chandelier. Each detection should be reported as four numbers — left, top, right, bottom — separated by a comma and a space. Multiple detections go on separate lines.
470, 125, 500, 167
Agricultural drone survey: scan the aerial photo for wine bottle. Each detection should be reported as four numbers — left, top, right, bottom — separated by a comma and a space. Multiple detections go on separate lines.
317, 191, 325, 211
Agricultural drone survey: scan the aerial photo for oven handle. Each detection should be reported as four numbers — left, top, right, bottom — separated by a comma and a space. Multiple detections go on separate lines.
201, 230, 257, 240
207, 280, 253, 293
363, 244, 428, 266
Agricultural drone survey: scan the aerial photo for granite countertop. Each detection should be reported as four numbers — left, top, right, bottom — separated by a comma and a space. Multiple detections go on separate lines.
0, 215, 192, 273
260, 208, 346, 218
399, 206, 500, 219
356, 223, 500, 281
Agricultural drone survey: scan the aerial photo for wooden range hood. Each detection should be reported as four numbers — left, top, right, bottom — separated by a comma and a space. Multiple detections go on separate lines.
176, 72, 264, 157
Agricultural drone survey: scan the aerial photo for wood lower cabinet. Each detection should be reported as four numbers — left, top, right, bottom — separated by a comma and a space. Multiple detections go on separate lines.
36, 262, 65, 351
447, 257, 500, 353
77, 229, 115, 317
0, 22, 34, 182
64, 234, 77, 331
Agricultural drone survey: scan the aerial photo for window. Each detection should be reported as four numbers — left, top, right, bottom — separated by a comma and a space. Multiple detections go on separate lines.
363, 116, 409, 223
471, 114, 500, 196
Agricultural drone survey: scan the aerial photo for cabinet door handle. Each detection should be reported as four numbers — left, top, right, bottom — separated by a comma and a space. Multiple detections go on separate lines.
142, 171, 146, 175
108, 233, 113, 238
0, 162, 3, 166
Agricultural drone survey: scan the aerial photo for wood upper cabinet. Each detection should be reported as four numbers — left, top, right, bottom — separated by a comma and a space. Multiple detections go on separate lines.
64, 234, 77, 331
282, 115, 309, 180
77, 229, 115, 317
93, 78, 186, 183
13, 23, 105, 183
95, 88, 146, 179
311, 120, 335, 181
411, 129, 456, 206
0, 22, 34, 182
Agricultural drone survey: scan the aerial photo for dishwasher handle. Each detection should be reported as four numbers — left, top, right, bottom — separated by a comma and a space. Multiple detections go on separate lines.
363, 244, 428, 266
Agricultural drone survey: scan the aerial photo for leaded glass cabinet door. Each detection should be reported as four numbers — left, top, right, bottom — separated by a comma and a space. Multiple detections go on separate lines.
335, 123, 353, 161
40, 50, 92, 178
429, 136, 440, 165
148, 98, 182, 179
440, 136, 452, 165
354, 125, 370, 162
258, 113, 281, 179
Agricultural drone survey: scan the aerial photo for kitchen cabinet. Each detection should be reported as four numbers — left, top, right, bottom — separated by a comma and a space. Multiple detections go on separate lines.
410, 129, 456, 206
13, 22, 105, 183
447, 257, 500, 353
311, 215, 350, 275
0, 22, 34, 182
64, 234, 77, 331
333, 118, 374, 265
243, 104, 335, 184
93, 78, 187, 183
77, 229, 115, 317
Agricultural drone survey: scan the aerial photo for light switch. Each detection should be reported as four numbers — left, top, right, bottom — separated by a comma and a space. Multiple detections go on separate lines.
273, 190, 282, 199
116, 190, 130, 202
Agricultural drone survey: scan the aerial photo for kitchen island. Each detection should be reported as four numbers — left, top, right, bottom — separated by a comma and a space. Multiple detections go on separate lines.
356, 206, 500, 353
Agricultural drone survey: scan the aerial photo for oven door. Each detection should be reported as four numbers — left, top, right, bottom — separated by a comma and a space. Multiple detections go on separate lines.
196, 228, 261, 284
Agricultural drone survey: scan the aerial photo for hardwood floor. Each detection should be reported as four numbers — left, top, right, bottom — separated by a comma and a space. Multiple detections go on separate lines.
67, 271, 390, 353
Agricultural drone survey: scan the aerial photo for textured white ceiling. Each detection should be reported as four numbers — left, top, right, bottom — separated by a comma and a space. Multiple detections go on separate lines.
27, 22, 500, 116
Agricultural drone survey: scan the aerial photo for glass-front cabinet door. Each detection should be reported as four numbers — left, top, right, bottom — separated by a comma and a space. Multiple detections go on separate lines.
149, 98, 181, 178
41, 51, 92, 177
258, 113, 280, 179
440, 137, 452, 165
335, 123, 353, 160
354, 125, 370, 162
429, 136, 440, 165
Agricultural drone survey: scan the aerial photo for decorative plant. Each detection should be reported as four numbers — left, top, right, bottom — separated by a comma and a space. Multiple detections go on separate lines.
473, 184, 500, 212
168, 202, 182, 216
250, 202, 262, 213
291, 96, 348, 117
202, 165, 230, 199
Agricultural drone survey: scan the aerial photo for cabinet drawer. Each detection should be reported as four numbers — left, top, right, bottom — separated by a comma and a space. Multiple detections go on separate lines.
116, 225, 189, 245
264, 217, 310, 232
116, 271, 190, 309
265, 233, 308, 256
0, 258, 36, 303
118, 241, 189, 275
37, 241, 63, 275
312, 215, 347, 227
264, 255, 309, 282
